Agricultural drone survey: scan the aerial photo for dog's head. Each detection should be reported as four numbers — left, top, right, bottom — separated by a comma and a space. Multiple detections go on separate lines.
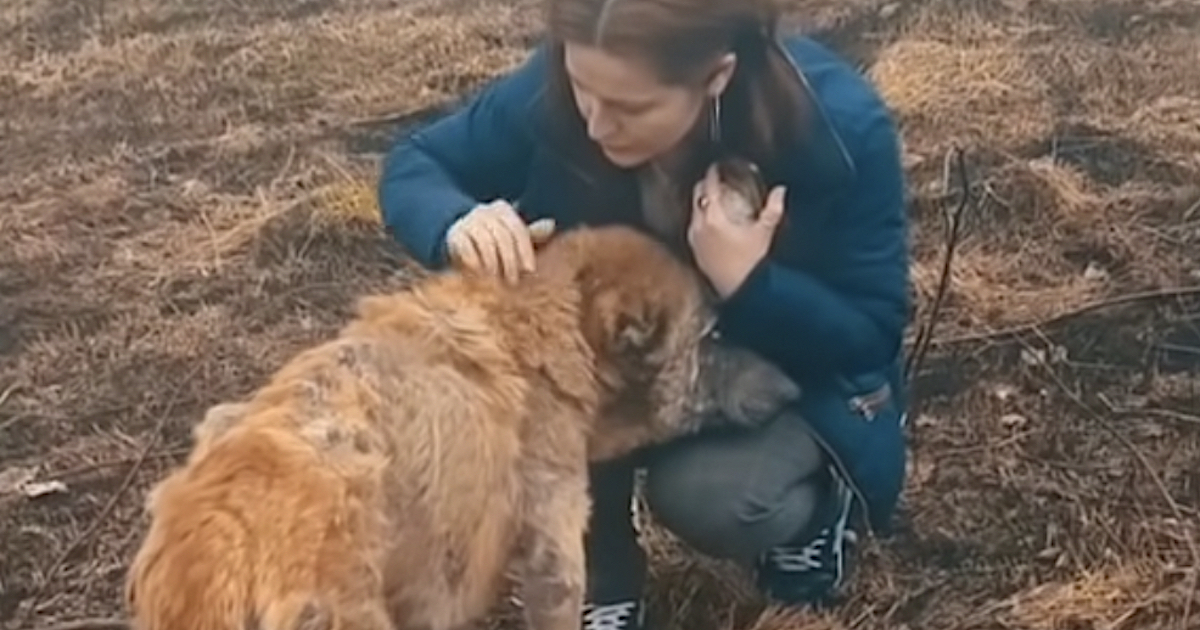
545, 224, 800, 459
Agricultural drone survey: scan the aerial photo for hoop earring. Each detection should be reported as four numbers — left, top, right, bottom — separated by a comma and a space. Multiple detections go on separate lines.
708, 94, 722, 146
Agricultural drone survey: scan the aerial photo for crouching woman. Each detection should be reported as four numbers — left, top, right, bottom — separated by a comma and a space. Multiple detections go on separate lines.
376, 0, 911, 627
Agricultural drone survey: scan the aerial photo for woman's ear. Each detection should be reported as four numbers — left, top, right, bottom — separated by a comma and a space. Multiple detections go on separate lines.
706, 52, 738, 98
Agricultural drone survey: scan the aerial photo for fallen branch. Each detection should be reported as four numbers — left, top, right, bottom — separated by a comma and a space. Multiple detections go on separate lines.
1110, 406, 1200, 427
913, 286, 1200, 350
50, 447, 191, 481
24, 618, 128, 630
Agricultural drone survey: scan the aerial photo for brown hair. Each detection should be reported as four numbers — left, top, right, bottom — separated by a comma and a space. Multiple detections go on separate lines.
541, 0, 809, 224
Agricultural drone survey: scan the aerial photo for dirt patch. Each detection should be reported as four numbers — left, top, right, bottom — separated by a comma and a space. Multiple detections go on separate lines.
2, 0, 1199, 630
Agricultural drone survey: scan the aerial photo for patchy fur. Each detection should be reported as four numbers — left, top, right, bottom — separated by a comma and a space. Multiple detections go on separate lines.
125, 224, 799, 630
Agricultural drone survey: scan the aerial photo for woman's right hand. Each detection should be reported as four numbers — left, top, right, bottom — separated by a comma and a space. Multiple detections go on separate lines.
444, 200, 556, 283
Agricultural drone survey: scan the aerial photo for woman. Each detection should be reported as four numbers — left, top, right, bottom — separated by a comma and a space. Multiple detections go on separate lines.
377, 0, 910, 627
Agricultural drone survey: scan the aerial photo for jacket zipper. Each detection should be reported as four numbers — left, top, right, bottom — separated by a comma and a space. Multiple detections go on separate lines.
770, 37, 858, 177
773, 37, 880, 531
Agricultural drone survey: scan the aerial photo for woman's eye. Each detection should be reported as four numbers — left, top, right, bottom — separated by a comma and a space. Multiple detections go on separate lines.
617, 102, 652, 115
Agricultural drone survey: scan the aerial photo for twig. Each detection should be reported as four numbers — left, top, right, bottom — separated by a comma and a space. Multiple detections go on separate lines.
1110, 407, 1200, 427
1182, 195, 1200, 222
1024, 341, 1198, 630
1156, 341, 1200, 357
16, 366, 202, 627
0, 381, 28, 433
916, 286, 1200, 349
0, 381, 21, 408
50, 447, 191, 481
344, 99, 460, 130
23, 617, 128, 630
905, 146, 971, 386
0, 413, 24, 432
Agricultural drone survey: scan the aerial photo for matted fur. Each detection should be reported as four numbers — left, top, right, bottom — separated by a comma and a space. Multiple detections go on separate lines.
125, 224, 799, 630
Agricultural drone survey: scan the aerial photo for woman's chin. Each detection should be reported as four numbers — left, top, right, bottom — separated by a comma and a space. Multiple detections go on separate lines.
600, 146, 648, 169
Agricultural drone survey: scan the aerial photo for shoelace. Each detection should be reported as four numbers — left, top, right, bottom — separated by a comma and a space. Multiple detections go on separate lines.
582, 601, 640, 630
767, 524, 859, 574
767, 532, 830, 572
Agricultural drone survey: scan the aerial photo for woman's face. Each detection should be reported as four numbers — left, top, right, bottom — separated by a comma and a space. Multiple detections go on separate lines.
563, 42, 732, 168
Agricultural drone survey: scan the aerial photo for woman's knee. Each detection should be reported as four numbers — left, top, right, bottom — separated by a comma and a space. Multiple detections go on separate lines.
643, 459, 822, 564
641, 422, 827, 564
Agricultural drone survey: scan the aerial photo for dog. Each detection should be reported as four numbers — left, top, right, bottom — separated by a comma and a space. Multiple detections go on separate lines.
125, 222, 799, 630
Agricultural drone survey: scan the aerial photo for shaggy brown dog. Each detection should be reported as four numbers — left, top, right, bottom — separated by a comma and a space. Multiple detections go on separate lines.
125, 223, 799, 630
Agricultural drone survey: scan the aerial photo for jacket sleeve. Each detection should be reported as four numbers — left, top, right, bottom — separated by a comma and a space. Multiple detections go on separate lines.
716, 114, 910, 380
377, 47, 548, 269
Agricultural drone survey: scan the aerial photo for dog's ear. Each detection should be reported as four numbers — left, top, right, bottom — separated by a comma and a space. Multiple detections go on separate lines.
616, 314, 653, 351
614, 304, 668, 355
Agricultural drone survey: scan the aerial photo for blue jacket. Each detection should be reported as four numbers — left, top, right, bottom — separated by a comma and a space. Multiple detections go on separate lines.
378, 35, 911, 535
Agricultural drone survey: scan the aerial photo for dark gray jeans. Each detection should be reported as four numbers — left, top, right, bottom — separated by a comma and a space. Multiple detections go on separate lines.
585, 410, 830, 601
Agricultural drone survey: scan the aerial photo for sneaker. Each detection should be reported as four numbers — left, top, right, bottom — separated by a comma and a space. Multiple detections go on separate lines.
754, 470, 858, 607
582, 598, 646, 630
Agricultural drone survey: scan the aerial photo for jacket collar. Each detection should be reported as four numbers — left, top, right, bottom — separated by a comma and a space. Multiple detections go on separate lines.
771, 36, 857, 193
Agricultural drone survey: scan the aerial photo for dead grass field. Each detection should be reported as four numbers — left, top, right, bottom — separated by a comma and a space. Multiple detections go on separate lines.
2, 0, 1199, 629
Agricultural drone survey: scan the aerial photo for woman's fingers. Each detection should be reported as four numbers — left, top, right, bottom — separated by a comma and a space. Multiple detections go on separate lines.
474, 216, 510, 280
491, 205, 537, 276
446, 217, 482, 271
447, 201, 549, 283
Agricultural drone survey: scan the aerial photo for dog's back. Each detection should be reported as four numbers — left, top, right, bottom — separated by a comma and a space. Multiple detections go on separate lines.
128, 415, 391, 630
126, 290, 570, 629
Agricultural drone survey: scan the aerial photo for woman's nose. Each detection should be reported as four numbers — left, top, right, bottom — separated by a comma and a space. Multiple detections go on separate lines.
584, 104, 618, 142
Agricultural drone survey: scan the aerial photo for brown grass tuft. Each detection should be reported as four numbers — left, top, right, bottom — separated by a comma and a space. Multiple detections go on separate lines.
1126, 95, 1200, 170
317, 163, 384, 226
869, 38, 1053, 155
1001, 564, 1166, 630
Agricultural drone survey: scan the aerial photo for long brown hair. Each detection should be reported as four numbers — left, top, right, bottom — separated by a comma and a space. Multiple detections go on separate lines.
541, 0, 809, 223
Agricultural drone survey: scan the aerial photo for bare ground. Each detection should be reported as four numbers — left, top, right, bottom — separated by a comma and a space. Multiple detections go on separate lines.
1, 0, 1199, 629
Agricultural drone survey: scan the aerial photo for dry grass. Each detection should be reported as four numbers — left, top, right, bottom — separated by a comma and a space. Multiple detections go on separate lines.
2, 0, 1200, 629
870, 38, 1056, 155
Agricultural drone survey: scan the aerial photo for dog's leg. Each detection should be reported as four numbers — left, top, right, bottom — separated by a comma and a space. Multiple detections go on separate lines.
337, 603, 396, 630
518, 469, 590, 630
258, 597, 395, 630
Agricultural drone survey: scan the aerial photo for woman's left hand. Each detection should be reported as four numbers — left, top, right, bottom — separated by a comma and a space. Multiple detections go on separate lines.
688, 163, 787, 299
